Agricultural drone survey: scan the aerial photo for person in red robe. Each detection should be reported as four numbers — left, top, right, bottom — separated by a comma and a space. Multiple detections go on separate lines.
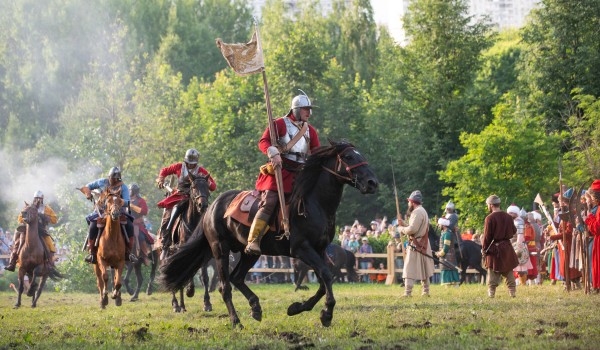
245, 92, 320, 255
155, 149, 216, 253
584, 180, 600, 292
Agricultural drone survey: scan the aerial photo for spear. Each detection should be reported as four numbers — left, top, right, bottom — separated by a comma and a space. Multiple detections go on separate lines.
558, 157, 570, 291
391, 160, 401, 226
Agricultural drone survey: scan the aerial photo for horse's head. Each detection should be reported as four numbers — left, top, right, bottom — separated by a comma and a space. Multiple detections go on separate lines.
105, 194, 124, 221
325, 141, 378, 194
189, 173, 210, 213
21, 201, 38, 225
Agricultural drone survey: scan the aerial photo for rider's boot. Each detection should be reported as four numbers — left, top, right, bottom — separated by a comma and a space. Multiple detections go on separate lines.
85, 239, 97, 264
4, 244, 20, 271
165, 205, 183, 238
127, 236, 138, 263
245, 217, 270, 255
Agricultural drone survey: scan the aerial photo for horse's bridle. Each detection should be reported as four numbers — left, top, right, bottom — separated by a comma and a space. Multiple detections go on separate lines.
191, 176, 210, 213
321, 146, 369, 188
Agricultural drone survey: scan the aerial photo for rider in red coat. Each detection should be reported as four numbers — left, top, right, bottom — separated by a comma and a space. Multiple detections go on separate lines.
245, 92, 320, 255
155, 149, 216, 252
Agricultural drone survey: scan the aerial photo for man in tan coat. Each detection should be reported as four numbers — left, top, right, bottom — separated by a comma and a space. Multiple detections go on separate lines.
398, 190, 434, 296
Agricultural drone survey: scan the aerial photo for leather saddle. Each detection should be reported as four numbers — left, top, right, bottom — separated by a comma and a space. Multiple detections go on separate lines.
224, 191, 285, 233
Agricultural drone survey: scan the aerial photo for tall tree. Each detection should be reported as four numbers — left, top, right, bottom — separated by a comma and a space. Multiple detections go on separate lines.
519, 0, 600, 132
439, 93, 561, 228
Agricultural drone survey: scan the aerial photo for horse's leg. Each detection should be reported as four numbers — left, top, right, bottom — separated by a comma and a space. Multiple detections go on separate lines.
186, 280, 195, 298
15, 270, 25, 308
171, 291, 181, 312
288, 246, 335, 327
179, 288, 187, 313
295, 266, 309, 291
26, 272, 37, 297
130, 263, 143, 302
146, 251, 158, 295
229, 254, 261, 322
213, 248, 242, 329
124, 262, 134, 295
113, 266, 123, 306
32, 274, 48, 308
95, 265, 108, 308
201, 265, 212, 312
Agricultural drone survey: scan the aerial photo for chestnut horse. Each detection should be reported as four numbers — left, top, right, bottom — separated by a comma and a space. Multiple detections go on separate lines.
161, 141, 378, 328
14, 203, 63, 308
94, 190, 127, 308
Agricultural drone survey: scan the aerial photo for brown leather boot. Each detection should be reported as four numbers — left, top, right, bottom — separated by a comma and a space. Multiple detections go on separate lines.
127, 236, 138, 263
85, 239, 97, 264
245, 218, 269, 255
4, 250, 19, 271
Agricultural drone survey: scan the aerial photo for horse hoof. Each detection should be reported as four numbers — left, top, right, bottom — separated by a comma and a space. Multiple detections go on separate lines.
320, 310, 332, 327
173, 306, 181, 313
287, 302, 303, 316
232, 321, 244, 330
115, 297, 122, 307
204, 304, 212, 312
31, 303, 37, 308
186, 286, 195, 298
251, 309, 262, 322
130, 296, 139, 302
146, 286, 153, 295
13, 304, 20, 309
126, 286, 134, 296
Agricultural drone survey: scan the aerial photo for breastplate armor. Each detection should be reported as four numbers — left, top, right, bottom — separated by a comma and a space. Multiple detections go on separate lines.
279, 117, 310, 163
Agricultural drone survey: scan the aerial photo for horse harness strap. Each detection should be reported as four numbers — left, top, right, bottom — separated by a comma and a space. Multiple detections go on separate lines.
321, 146, 368, 184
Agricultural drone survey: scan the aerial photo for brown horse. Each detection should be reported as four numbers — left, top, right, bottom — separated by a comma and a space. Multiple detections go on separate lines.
94, 190, 127, 308
15, 202, 63, 308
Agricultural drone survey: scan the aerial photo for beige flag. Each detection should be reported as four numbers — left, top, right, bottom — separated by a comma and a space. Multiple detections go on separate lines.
216, 32, 264, 76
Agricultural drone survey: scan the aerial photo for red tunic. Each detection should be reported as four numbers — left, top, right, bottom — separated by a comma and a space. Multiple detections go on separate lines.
157, 163, 216, 209
549, 220, 582, 280
585, 207, 600, 288
255, 114, 320, 193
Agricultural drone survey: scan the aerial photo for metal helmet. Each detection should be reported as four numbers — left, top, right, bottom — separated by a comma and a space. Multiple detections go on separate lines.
129, 183, 140, 196
445, 201, 455, 210
108, 166, 121, 179
33, 191, 44, 199
184, 149, 199, 165
290, 89, 317, 117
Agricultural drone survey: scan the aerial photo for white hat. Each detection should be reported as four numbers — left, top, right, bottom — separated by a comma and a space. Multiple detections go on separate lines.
445, 201, 455, 210
438, 218, 450, 227
361, 237, 368, 241
507, 204, 520, 216
533, 212, 542, 221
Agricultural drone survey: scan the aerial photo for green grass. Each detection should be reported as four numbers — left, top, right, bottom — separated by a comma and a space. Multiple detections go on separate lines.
0, 282, 598, 349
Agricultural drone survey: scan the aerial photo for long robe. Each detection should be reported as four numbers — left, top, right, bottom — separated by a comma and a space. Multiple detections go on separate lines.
585, 206, 600, 288
399, 206, 434, 280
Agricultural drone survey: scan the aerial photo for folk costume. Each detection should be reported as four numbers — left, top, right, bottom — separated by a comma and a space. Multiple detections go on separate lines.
509, 206, 533, 285
523, 217, 538, 280
398, 191, 434, 296
80, 167, 137, 264
155, 149, 216, 253
584, 180, 600, 289
436, 218, 459, 285
245, 93, 320, 255
483, 195, 519, 298
4, 191, 57, 271
129, 184, 154, 265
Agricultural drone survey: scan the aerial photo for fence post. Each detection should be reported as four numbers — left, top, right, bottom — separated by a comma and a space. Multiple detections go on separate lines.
385, 244, 396, 285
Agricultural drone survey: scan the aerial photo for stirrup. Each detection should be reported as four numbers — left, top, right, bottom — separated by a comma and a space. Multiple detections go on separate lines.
85, 254, 97, 264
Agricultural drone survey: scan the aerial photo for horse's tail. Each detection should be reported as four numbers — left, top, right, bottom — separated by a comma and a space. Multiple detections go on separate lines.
159, 231, 210, 292
345, 250, 359, 283
48, 267, 65, 281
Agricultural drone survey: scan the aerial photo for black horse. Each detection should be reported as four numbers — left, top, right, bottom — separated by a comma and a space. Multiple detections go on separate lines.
163, 172, 211, 312
293, 244, 358, 291
123, 248, 160, 301
160, 141, 378, 328
456, 240, 487, 285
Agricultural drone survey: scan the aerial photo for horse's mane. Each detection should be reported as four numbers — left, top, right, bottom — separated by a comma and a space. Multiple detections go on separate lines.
290, 140, 354, 207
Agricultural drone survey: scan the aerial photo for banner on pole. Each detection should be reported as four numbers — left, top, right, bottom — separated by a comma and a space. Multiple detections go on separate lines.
216, 32, 264, 76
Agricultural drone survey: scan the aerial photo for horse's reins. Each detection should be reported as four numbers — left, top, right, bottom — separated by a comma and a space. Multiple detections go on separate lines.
321, 146, 369, 188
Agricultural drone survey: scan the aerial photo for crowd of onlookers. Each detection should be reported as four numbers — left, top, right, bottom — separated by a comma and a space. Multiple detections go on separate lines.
0, 227, 13, 272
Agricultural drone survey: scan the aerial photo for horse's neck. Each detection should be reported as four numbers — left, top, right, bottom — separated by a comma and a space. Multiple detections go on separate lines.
23, 219, 42, 251
309, 173, 345, 217
104, 218, 123, 242
184, 198, 199, 226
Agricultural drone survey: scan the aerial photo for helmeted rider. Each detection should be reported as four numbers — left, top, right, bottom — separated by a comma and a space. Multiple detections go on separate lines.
4, 191, 58, 271
80, 167, 137, 264
155, 148, 216, 253
245, 91, 321, 255
129, 183, 153, 265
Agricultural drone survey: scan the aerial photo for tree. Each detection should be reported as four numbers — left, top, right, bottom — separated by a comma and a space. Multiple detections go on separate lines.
564, 91, 600, 181
519, 0, 600, 132
439, 93, 561, 228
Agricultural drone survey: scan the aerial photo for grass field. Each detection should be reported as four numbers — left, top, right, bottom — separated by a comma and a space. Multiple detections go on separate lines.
0, 282, 598, 349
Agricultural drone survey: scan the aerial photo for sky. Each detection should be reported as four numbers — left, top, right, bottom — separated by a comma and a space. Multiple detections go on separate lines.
370, 0, 404, 43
